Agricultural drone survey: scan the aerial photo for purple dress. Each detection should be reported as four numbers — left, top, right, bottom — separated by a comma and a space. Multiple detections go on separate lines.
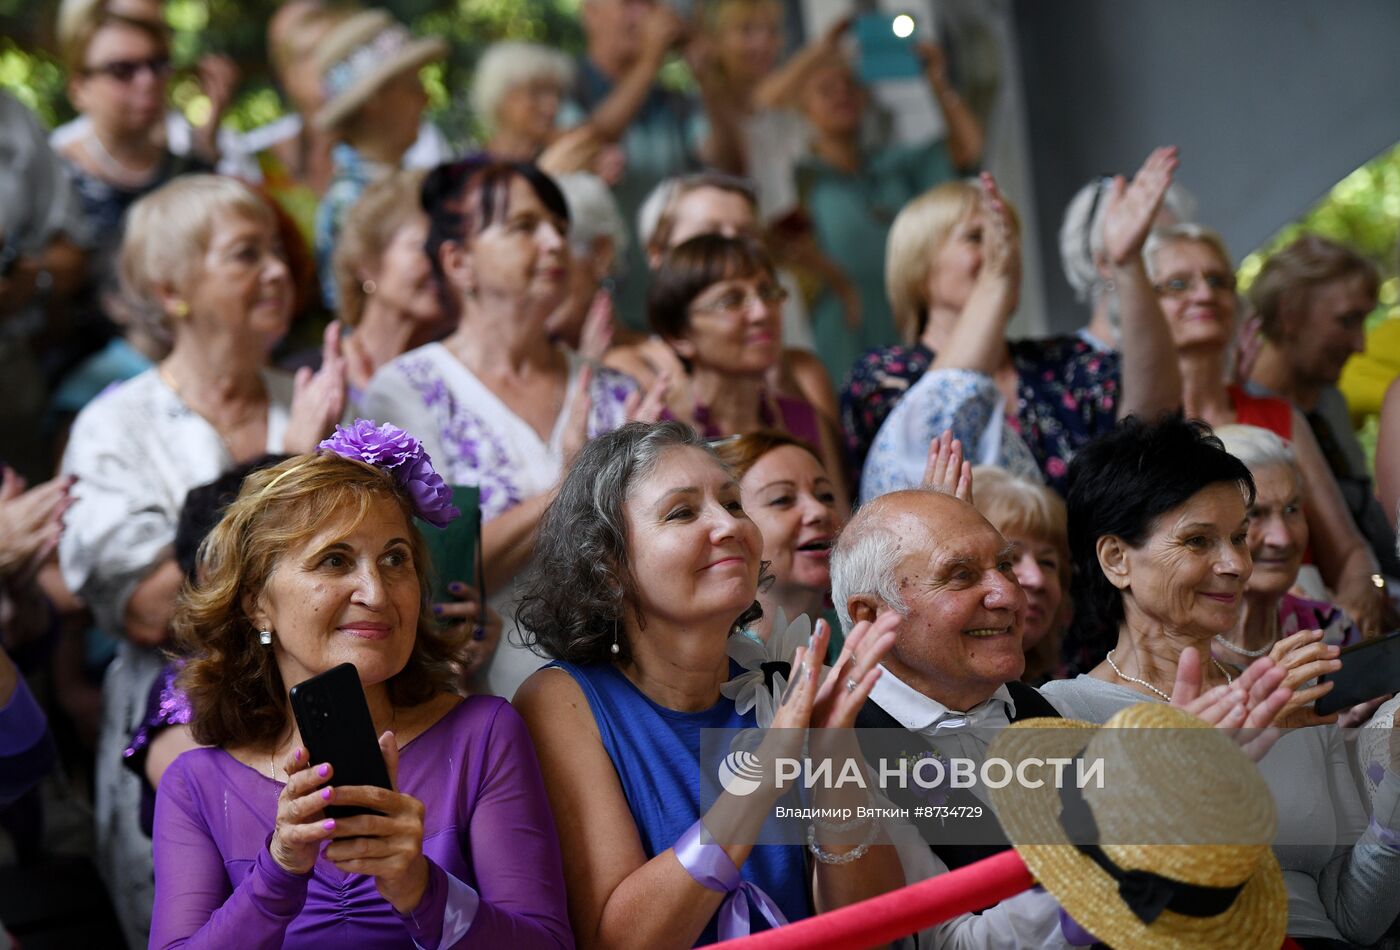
150, 696, 573, 949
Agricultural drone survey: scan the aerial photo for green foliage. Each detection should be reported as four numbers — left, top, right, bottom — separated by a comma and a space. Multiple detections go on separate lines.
0, 0, 586, 139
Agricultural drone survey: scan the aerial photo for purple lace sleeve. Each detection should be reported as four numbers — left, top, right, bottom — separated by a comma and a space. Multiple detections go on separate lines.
124, 661, 194, 836
150, 762, 311, 949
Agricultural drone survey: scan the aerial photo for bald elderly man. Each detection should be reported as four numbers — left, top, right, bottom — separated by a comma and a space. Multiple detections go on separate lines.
829, 487, 1289, 948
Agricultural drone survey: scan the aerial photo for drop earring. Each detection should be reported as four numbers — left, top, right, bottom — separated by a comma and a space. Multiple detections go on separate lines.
610, 618, 620, 656
259, 629, 273, 647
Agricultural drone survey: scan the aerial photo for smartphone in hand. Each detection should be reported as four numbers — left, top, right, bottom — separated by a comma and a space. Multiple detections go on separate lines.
418, 484, 483, 614
1316, 632, 1400, 716
855, 12, 923, 83
289, 662, 393, 817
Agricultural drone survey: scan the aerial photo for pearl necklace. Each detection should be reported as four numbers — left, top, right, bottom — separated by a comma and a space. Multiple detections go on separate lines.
1214, 612, 1279, 658
1105, 648, 1232, 702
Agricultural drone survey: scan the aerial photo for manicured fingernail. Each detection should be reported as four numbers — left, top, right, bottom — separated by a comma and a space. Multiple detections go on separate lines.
448, 581, 466, 594
321, 788, 333, 801
472, 625, 485, 641
323, 819, 336, 831
317, 764, 330, 777
292, 748, 303, 762
432, 604, 444, 615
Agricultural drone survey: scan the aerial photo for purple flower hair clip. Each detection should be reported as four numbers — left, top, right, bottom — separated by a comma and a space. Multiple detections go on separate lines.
319, 420, 460, 528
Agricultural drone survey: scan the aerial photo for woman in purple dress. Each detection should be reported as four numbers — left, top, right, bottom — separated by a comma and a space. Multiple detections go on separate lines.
149, 421, 572, 949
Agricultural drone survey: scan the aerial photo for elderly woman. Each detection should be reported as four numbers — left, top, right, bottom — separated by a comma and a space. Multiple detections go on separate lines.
649, 234, 848, 508
969, 465, 1070, 685
851, 155, 1182, 499
313, 8, 446, 307
514, 421, 902, 948
332, 169, 450, 398
794, 51, 983, 381
1247, 235, 1398, 580
149, 432, 571, 947
1212, 424, 1361, 659
545, 172, 627, 353
363, 159, 637, 699
612, 172, 837, 419
713, 431, 841, 642
58, 174, 345, 946
1145, 224, 1384, 635
1041, 414, 1400, 947
471, 41, 574, 164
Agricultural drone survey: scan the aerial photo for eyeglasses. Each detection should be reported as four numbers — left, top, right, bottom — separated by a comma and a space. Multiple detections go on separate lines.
83, 55, 172, 83
691, 283, 788, 315
1154, 272, 1237, 297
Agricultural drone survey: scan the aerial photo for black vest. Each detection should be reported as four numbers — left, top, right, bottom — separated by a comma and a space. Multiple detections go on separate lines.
853, 680, 1061, 876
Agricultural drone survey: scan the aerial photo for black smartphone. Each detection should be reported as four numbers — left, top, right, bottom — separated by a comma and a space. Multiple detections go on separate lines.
417, 484, 483, 613
1315, 632, 1400, 715
289, 663, 393, 817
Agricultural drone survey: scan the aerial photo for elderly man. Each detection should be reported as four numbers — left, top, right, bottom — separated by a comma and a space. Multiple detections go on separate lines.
830, 486, 1288, 948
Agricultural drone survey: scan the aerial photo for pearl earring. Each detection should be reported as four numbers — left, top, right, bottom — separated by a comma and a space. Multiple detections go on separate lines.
259, 629, 273, 646
362, 279, 377, 295
610, 618, 620, 656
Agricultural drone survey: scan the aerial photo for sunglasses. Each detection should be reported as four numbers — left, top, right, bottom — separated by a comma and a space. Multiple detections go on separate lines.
83, 55, 172, 83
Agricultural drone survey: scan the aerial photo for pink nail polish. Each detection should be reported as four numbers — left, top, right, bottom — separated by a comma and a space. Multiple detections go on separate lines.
323, 819, 336, 831
318, 764, 330, 777
321, 788, 332, 801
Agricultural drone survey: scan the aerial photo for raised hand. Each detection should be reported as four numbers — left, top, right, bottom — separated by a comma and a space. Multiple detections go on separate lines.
623, 371, 670, 424
920, 429, 973, 503
977, 172, 1020, 292
808, 614, 899, 730
640, 3, 687, 65
1100, 146, 1179, 267
0, 468, 73, 580
324, 731, 430, 914
285, 321, 349, 454
538, 125, 604, 177
560, 364, 594, 467
578, 289, 616, 363
268, 748, 338, 875
433, 581, 501, 685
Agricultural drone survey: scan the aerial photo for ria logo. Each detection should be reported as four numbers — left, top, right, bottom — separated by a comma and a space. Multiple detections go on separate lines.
717, 749, 765, 797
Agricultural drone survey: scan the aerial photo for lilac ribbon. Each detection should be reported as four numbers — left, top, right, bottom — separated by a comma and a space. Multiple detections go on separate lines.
674, 820, 789, 940
1370, 819, 1400, 851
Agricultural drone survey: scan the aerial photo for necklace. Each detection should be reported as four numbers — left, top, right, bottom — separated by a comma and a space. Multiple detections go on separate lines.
158, 362, 267, 461
1215, 610, 1279, 658
1105, 648, 1233, 702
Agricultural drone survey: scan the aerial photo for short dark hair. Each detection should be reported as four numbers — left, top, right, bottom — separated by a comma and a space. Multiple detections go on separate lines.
421, 157, 570, 291
1065, 414, 1256, 648
647, 233, 776, 341
515, 421, 764, 666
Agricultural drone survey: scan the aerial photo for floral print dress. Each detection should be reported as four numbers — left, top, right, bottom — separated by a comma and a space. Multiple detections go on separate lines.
841, 336, 1122, 497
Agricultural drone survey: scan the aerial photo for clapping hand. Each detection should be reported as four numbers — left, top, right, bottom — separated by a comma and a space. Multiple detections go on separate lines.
623, 371, 670, 424
560, 364, 594, 467
0, 467, 73, 581
1100, 146, 1179, 268
921, 430, 972, 503
285, 321, 349, 454
1268, 629, 1342, 728
1171, 647, 1291, 761
578, 289, 616, 363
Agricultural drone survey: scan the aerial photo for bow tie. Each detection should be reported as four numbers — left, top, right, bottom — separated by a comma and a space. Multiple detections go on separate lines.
929, 701, 1012, 734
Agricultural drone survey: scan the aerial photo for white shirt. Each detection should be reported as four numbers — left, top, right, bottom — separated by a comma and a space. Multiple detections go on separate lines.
866, 668, 1071, 950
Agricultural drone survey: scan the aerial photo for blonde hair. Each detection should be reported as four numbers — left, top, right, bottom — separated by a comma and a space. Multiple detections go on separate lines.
885, 180, 1020, 344
175, 452, 462, 749
58, 0, 168, 73
469, 41, 575, 136
333, 168, 428, 326
971, 465, 1069, 682
119, 175, 275, 343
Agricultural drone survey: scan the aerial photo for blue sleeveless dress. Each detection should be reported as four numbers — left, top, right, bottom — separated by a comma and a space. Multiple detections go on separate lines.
548, 660, 811, 945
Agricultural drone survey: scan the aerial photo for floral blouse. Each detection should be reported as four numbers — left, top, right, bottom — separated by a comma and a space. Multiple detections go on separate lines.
841, 337, 1121, 495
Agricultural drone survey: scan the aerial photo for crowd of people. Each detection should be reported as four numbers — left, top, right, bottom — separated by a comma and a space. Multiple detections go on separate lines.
2, 0, 1400, 947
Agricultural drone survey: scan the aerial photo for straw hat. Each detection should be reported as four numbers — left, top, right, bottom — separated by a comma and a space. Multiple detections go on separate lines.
313, 9, 447, 131
987, 702, 1287, 950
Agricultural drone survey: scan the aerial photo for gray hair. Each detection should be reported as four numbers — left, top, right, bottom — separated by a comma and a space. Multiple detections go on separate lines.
554, 171, 628, 272
515, 421, 762, 663
1059, 177, 1198, 302
636, 171, 758, 254
469, 41, 574, 136
1143, 222, 1234, 283
1214, 424, 1300, 483
830, 498, 915, 633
